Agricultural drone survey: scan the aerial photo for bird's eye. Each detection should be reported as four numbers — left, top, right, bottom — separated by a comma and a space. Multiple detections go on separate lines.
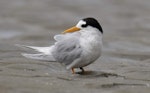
81, 24, 87, 28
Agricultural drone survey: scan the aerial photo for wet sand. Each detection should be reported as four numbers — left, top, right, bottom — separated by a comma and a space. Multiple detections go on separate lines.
0, 0, 150, 93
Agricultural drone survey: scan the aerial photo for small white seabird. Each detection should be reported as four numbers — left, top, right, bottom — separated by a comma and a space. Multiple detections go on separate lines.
17, 17, 103, 74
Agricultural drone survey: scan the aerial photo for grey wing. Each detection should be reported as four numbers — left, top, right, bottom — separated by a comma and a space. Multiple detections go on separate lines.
54, 32, 81, 42
52, 37, 82, 66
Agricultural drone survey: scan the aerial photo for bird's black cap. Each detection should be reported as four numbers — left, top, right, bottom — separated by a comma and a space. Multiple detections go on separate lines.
82, 17, 103, 34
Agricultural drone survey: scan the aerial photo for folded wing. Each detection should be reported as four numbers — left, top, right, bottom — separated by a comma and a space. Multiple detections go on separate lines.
52, 36, 82, 66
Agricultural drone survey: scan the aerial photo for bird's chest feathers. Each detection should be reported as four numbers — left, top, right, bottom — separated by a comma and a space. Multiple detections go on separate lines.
80, 31, 102, 56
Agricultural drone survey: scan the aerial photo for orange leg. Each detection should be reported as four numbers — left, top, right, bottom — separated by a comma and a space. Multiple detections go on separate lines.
71, 68, 75, 74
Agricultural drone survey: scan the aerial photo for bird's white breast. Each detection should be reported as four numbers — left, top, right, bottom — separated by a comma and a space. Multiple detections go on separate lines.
77, 29, 103, 67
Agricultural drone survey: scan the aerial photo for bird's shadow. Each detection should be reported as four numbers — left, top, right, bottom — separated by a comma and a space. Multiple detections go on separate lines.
56, 70, 125, 81
75, 70, 124, 78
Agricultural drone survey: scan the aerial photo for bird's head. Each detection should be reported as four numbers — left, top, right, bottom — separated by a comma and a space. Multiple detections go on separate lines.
62, 17, 103, 34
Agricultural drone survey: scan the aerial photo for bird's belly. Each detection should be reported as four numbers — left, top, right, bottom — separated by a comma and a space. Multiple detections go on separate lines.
73, 42, 102, 68
76, 50, 101, 67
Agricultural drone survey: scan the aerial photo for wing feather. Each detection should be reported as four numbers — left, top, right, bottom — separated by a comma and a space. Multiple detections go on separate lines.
52, 36, 82, 66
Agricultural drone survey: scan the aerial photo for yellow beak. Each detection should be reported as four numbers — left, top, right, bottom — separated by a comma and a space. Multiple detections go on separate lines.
62, 26, 81, 34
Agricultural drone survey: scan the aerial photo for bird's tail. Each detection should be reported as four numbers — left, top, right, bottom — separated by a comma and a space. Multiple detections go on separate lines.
22, 53, 56, 62
16, 44, 56, 62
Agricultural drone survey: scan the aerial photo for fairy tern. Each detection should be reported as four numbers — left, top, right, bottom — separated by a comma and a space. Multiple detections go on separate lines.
17, 17, 103, 74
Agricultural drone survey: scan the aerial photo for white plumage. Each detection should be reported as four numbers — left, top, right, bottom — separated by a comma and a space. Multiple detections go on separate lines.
17, 17, 103, 73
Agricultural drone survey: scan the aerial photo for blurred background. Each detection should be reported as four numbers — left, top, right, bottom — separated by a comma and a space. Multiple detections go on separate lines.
0, 0, 150, 93
0, 0, 150, 51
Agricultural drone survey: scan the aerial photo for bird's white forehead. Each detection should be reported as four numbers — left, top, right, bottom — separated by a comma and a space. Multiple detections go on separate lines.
76, 20, 86, 28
